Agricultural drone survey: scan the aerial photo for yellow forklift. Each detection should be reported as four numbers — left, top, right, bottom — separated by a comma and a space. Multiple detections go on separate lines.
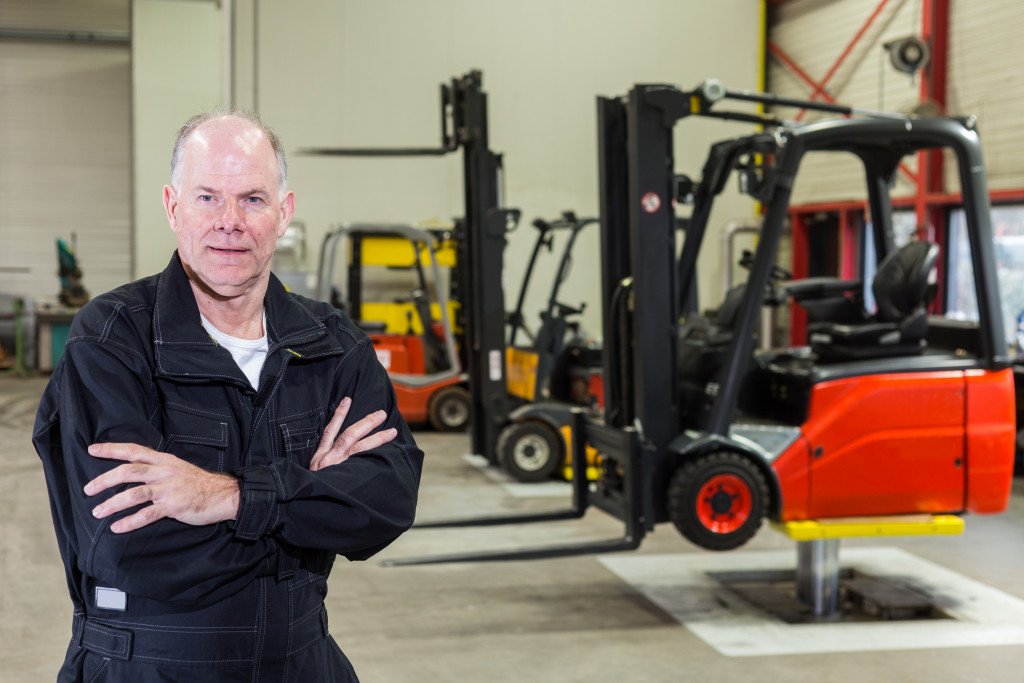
317, 223, 470, 430
501, 211, 603, 481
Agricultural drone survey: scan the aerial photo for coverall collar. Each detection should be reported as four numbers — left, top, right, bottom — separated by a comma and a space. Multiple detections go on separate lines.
153, 251, 343, 381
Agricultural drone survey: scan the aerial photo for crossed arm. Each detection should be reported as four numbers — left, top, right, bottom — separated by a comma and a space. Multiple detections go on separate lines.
86, 397, 398, 533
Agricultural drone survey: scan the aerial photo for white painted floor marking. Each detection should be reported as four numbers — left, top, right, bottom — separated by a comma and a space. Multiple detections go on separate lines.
461, 453, 573, 498
599, 547, 1024, 656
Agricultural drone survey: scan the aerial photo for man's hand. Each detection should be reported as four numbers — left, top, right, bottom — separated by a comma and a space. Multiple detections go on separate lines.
84, 399, 395, 532
309, 397, 397, 471
85, 444, 240, 533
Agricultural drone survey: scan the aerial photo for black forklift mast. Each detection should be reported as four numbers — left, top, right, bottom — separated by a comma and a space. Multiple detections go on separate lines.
596, 84, 789, 522
300, 70, 515, 463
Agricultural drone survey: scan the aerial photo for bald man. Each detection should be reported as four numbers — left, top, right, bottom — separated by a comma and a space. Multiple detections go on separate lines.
34, 111, 423, 682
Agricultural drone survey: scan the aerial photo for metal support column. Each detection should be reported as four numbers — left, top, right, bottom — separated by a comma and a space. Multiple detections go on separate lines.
796, 538, 841, 617
773, 515, 964, 617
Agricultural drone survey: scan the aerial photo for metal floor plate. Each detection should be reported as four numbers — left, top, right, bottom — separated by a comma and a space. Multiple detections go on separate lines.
599, 547, 1024, 656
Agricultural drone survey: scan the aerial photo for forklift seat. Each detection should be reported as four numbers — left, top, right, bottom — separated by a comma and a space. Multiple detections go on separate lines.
808, 240, 939, 361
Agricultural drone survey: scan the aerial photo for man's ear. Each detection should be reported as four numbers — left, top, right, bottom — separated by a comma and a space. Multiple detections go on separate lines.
277, 191, 295, 238
163, 185, 179, 232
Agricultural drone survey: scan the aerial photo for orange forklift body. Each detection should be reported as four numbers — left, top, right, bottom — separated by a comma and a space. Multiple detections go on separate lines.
773, 367, 1014, 522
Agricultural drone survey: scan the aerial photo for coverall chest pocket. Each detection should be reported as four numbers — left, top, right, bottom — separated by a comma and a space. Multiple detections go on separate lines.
279, 411, 325, 468
162, 403, 231, 472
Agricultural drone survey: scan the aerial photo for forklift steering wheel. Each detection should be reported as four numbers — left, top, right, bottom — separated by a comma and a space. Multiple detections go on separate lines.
556, 301, 585, 317
771, 263, 792, 281
739, 250, 791, 281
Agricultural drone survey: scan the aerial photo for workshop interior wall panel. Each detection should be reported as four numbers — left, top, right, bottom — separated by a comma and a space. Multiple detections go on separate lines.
0, 0, 127, 34
130, 0, 222, 280
248, 0, 764, 329
945, 0, 1024, 192
768, 0, 924, 206
0, 35, 131, 305
769, 0, 1024, 206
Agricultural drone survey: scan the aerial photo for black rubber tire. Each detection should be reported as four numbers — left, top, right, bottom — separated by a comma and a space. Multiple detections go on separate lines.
497, 421, 564, 483
426, 384, 471, 432
667, 452, 769, 551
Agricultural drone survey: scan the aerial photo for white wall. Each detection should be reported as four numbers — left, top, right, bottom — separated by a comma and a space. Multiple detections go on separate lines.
132, 0, 222, 279
947, 0, 1024, 191
131, 0, 764, 333
0, 1, 131, 306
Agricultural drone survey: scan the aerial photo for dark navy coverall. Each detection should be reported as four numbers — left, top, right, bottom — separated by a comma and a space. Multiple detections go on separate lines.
33, 252, 424, 682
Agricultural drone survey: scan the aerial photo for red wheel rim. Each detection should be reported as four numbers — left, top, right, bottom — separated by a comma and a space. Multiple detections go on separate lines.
696, 473, 753, 534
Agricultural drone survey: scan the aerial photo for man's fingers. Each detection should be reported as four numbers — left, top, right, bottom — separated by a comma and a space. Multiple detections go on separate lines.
317, 397, 353, 451
88, 442, 159, 463
313, 427, 397, 471
92, 483, 152, 520
309, 398, 354, 470
81, 442, 239, 532
349, 427, 398, 456
108, 504, 164, 534
85, 461, 151, 496
333, 410, 388, 453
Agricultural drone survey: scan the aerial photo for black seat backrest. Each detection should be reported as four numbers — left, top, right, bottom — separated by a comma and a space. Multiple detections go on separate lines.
872, 240, 939, 323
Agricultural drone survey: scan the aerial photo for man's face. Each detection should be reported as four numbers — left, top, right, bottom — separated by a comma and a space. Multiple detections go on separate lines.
162, 117, 294, 300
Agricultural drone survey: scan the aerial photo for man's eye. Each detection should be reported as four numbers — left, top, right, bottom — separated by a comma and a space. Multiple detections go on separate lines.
245, 197, 263, 205
199, 195, 215, 202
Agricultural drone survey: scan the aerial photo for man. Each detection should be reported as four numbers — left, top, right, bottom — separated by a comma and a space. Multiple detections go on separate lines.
33, 111, 423, 682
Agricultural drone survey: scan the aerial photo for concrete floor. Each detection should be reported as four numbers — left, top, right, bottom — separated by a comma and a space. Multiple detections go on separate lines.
3, 374, 1024, 682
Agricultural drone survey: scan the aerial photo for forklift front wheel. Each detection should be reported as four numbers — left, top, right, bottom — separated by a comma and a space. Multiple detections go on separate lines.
498, 421, 564, 483
427, 385, 471, 432
668, 452, 768, 551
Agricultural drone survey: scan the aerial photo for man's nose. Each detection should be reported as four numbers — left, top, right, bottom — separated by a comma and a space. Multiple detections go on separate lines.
216, 201, 243, 230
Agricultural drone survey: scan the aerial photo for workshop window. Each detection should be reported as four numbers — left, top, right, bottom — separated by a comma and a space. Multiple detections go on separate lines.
946, 205, 1024, 351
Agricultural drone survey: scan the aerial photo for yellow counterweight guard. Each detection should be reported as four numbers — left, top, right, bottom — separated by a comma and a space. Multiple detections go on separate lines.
505, 347, 540, 402
770, 514, 964, 541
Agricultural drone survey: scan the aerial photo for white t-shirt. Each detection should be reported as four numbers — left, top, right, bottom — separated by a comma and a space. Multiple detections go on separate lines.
200, 312, 269, 389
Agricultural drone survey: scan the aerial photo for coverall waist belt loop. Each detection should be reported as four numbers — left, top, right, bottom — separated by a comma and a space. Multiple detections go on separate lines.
72, 607, 329, 664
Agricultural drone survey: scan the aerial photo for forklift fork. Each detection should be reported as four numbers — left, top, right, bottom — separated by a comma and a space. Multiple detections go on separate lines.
381, 411, 649, 565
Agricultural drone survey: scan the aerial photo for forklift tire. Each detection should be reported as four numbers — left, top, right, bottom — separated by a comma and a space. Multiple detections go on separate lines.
498, 421, 564, 483
427, 385, 471, 432
668, 452, 768, 551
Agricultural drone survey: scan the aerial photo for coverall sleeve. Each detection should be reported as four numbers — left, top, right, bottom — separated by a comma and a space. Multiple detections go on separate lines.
233, 337, 424, 561
43, 336, 279, 607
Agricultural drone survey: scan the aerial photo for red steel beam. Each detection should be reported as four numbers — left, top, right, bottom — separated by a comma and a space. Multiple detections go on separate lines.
789, 212, 809, 345
796, 0, 893, 121
789, 189, 1024, 216
767, 41, 839, 103
768, 11, 916, 182
840, 208, 861, 279
916, 0, 950, 226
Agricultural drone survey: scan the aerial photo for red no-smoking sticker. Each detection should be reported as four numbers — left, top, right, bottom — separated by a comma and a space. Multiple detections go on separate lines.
641, 192, 661, 213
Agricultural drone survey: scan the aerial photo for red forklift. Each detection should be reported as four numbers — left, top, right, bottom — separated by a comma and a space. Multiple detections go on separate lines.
317, 223, 470, 431
388, 80, 1015, 563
